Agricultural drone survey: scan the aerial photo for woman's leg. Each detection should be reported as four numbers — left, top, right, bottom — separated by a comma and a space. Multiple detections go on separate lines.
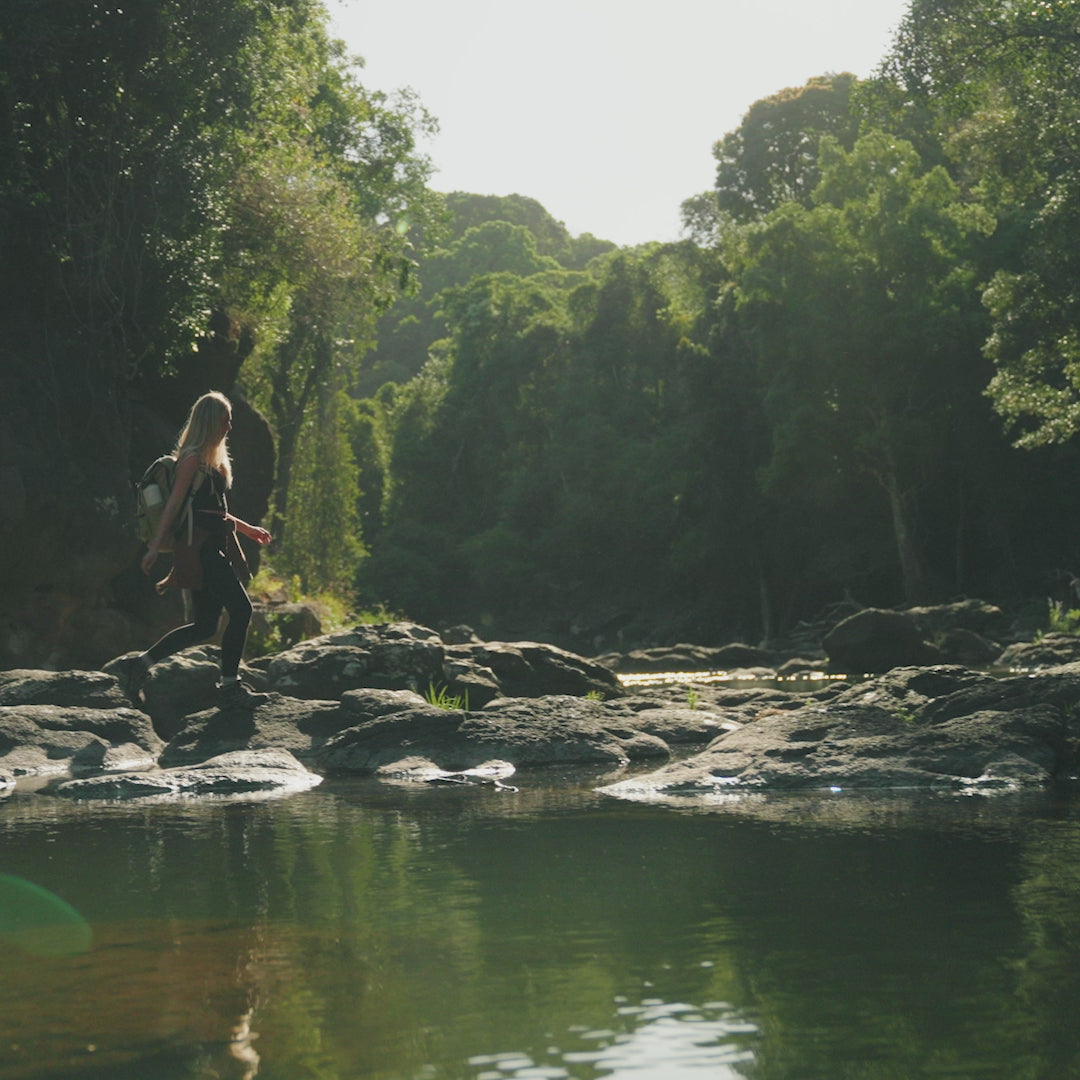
144, 583, 224, 664
199, 547, 253, 680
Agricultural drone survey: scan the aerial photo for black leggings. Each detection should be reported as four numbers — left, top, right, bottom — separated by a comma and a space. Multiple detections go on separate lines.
146, 544, 253, 679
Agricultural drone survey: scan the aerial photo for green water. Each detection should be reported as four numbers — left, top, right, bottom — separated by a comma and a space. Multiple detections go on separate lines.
1, 771, 1078, 1080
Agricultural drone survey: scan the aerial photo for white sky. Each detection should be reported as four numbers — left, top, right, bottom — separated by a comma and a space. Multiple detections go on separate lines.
327, 0, 912, 247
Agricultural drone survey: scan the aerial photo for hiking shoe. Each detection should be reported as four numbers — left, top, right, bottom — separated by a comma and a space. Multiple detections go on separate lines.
218, 680, 270, 707
115, 655, 150, 705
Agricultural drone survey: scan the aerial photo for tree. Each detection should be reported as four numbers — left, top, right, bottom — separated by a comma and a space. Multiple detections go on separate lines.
681, 74, 859, 244
0, 0, 311, 381
729, 132, 993, 603
879, 0, 1080, 448
220, 31, 441, 561
358, 197, 614, 397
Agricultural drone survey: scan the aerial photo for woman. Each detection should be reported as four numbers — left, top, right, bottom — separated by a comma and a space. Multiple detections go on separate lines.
118, 391, 272, 706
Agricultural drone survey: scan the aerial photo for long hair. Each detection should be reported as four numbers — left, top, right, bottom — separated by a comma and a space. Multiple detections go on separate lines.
174, 391, 233, 488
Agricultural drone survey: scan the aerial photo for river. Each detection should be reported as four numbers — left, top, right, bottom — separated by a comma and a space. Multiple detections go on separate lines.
1, 762, 1078, 1079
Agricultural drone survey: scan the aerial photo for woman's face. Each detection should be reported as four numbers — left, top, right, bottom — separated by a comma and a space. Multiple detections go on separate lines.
217, 408, 232, 443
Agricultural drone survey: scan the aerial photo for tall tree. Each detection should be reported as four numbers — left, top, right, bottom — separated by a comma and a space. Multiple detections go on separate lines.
682, 73, 859, 244
729, 132, 993, 602
221, 32, 441, 552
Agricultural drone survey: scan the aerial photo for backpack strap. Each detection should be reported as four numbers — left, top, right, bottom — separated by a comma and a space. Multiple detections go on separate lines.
176, 451, 208, 544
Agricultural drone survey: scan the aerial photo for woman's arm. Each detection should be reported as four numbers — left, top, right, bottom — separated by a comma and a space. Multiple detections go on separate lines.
140, 453, 201, 576
227, 515, 272, 546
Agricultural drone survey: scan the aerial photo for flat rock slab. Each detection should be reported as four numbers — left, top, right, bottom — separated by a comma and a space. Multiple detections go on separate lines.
0, 669, 131, 710
52, 750, 321, 801
600, 665, 1080, 804
0, 704, 164, 777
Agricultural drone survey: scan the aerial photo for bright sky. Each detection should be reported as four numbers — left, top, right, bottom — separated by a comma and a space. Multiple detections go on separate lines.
327, 0, 913, 248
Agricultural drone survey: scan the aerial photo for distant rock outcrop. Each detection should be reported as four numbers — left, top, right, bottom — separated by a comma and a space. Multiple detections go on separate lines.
600, 664, 1080, 805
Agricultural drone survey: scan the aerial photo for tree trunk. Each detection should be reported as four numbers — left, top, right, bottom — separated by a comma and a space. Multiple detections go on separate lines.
881, 467, 928, 605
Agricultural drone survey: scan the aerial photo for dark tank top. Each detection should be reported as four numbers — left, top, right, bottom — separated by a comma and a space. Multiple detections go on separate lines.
192, 466, 230, 548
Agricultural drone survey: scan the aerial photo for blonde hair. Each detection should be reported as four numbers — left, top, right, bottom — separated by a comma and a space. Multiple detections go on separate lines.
174, 391, 233, 488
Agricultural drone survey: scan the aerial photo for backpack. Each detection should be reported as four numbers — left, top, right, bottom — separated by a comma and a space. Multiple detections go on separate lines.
135, 454, 205, 553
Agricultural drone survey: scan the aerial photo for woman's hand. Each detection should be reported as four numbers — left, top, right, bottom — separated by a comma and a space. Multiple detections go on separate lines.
140, 544, 159, 576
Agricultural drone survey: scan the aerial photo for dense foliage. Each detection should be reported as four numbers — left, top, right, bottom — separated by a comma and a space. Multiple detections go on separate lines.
7, 0, 1080, 648
353, 7, 1080, 647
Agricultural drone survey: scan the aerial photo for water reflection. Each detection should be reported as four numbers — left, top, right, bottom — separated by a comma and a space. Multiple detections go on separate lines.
0, 779, 1078, 1079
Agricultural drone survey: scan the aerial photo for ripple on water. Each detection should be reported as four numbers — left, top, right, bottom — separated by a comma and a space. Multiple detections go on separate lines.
463, 998, 757, 1079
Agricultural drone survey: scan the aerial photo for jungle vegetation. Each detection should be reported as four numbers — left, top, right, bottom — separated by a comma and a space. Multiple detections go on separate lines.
5, 0, 1080, 649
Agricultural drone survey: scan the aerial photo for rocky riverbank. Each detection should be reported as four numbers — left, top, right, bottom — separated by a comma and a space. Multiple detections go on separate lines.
1, 607, 1079, 804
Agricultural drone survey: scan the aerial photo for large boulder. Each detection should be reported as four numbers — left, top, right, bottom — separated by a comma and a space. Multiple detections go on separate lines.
317, 695, 668, 775
0, 703, 164, 777
445, 641, 624, 698
104, 646, 263, 740
52, 749, 321, 800
599, 665, 1080, 804
236, 623, 622, 704
257, 622, 446, 699
823, 608, 941, 673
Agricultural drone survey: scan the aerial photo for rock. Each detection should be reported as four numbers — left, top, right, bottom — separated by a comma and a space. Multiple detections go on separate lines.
613, 642, 775, 674
52, 749, 321, 800
259, 622, 446, 699
0, 704, 164, 777
440, 624, 482, 645
775, 657, 832, 677
375, 756, 517, 788
614, 706, 742, 744
823, 608, 941, 673
936, 628, 1001, 666
317, 695, 668, 775
0, 769, 15, 793
159, 694, 352, 767
111, 646, 264, 741
995, 634, 1080, 670
599, 665, 1080, 803
0, 668, 130, 710
616, 644, 717, 673
906, 599, 1008, 638
249, 602, 323, 651
437, 656, 502, 708
338, 687, 430, 722
712, 643, 775, 669
446, 641, 624, 698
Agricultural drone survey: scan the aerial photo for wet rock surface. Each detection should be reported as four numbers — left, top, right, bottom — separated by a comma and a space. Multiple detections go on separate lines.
52, 749, 321, 800
600, 664, 1080, 804
2, 613, 1079, 803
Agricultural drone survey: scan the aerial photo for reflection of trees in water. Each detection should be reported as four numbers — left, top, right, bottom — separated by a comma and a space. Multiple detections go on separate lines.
675, 823, 1036, 1080
8, 792, 1080, 1079
1014, 821, 1080, 1078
